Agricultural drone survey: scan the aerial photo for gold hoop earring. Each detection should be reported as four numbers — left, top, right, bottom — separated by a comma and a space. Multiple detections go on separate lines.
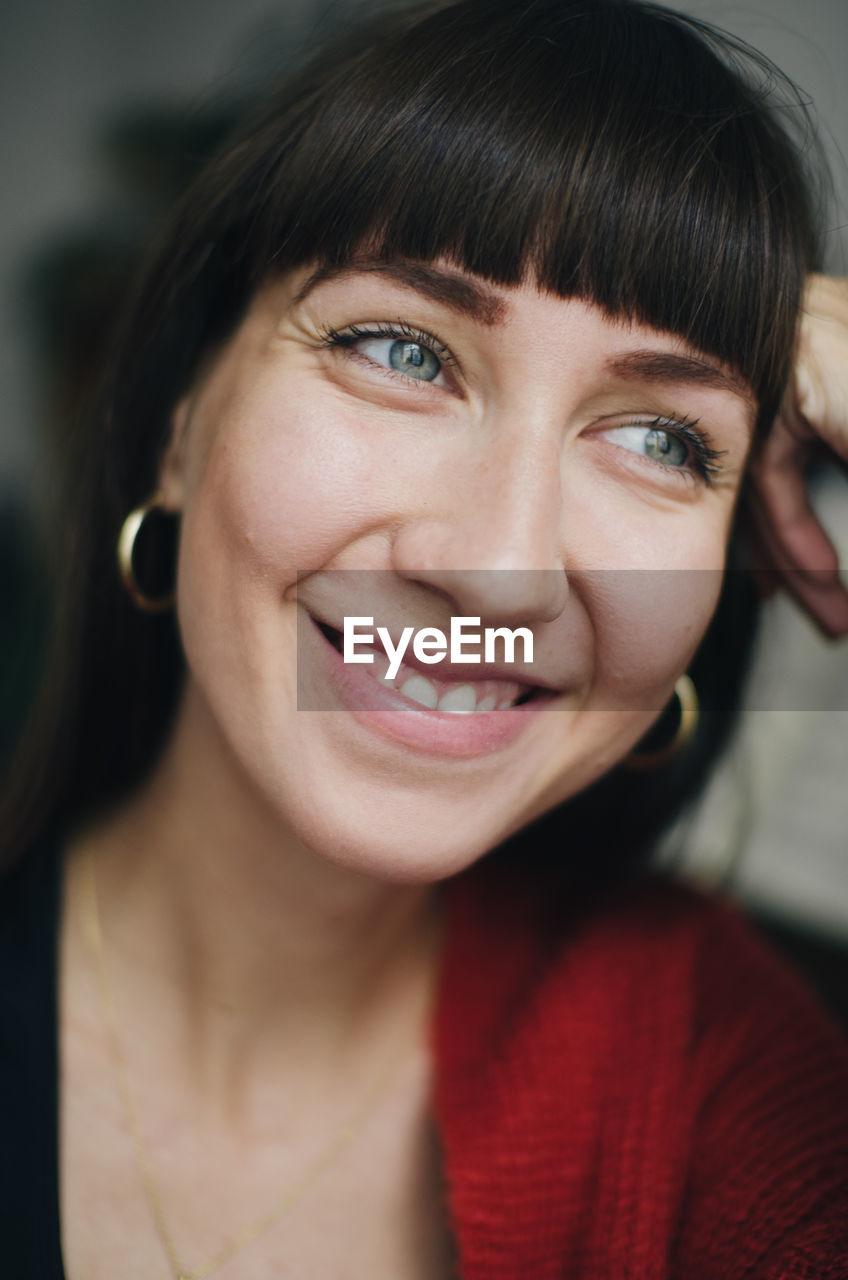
625, 674, 699, 771
117, 492, 177, 613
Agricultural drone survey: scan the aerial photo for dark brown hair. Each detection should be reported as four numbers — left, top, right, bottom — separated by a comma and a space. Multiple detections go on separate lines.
2, 0, 823, 874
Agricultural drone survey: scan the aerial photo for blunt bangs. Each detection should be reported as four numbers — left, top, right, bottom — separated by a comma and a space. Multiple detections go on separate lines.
205, 0, 821, 430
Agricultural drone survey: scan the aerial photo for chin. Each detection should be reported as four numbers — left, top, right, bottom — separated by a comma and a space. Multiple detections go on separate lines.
270, 780, 513, 887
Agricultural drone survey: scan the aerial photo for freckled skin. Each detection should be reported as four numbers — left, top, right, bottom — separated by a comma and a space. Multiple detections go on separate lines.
158, 265, 752, 884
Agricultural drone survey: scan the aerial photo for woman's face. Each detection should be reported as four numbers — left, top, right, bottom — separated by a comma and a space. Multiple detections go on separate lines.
159, 260, 754, 882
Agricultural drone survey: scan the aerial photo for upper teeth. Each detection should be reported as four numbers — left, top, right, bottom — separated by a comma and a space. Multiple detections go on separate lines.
366, 648, 526, 714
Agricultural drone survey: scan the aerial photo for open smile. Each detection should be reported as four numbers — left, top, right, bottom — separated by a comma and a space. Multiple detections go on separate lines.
305, 613, 559, 759
317, 622, 539, 714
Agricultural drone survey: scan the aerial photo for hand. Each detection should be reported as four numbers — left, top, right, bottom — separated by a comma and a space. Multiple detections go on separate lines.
747, 274, 848, 638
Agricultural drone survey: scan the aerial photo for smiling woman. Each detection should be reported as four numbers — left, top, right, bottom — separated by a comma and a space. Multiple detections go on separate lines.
1, 1, 848, 1277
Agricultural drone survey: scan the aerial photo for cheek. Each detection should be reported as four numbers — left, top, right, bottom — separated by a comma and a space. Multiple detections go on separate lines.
510, 565, 723, 834
587, 565, 723, 709
517, 501, 728, 817
170, 397, 360, 731
562, 478, 731, 706
183, 392, 388, 589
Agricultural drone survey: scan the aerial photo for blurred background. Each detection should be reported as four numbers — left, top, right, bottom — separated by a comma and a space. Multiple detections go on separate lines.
1, 0, 847, 1011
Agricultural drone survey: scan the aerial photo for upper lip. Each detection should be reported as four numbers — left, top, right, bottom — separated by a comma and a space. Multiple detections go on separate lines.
311, 612, 560, 690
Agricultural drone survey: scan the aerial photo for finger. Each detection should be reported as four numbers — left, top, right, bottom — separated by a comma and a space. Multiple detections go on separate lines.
779, 571, 848, 639
744, 484, 848, 637
752, 441, 841, 582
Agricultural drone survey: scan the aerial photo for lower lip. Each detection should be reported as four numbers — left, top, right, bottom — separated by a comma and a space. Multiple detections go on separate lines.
304, 613, 557, 759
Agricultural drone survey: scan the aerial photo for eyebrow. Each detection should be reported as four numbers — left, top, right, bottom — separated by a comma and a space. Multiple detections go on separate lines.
294, 263, 755, 410
605, 349, 754, 405
292, 259, 508, 325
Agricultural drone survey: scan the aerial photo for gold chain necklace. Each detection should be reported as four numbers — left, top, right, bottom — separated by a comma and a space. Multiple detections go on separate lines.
80, 845, 430, 1280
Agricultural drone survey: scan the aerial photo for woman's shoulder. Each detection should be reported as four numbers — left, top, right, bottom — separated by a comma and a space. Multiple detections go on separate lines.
0, 828, 65, 1275
437, 854, 848, 1137
435, 861, 848, 1278
0, 826, 63, 974
446, 855, 847, 1039
0, 825, 63, 1084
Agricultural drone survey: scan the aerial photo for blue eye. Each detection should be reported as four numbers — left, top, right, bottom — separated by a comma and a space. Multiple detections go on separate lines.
643, 427, 689, 466
600, 423, 691, 469
360, 337, 442, 381
596, 416, 724, 484
320, 323, 452, 385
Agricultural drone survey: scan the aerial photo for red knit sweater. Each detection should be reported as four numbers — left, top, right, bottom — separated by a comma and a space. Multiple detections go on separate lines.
431, 862, 848, 1278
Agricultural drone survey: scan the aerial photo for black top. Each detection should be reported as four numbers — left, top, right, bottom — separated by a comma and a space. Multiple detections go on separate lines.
0, 832, 65, 1277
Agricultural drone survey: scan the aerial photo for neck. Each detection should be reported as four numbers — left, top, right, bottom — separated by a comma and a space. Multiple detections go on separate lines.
67, 681, 445, 1113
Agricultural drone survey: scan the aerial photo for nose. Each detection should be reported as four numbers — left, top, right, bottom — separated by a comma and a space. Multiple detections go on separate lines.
391, 426, 569, 626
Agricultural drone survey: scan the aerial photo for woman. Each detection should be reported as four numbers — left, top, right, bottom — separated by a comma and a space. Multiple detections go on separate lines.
1, 0, 847, 1276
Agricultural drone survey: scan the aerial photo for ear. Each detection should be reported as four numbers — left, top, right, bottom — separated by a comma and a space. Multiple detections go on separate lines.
157, 397, 191, 510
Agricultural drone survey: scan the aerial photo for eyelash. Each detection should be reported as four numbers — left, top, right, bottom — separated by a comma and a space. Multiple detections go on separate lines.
318, 321, 456, 377
626, 414, 726, 485
319, 324, 726, 484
